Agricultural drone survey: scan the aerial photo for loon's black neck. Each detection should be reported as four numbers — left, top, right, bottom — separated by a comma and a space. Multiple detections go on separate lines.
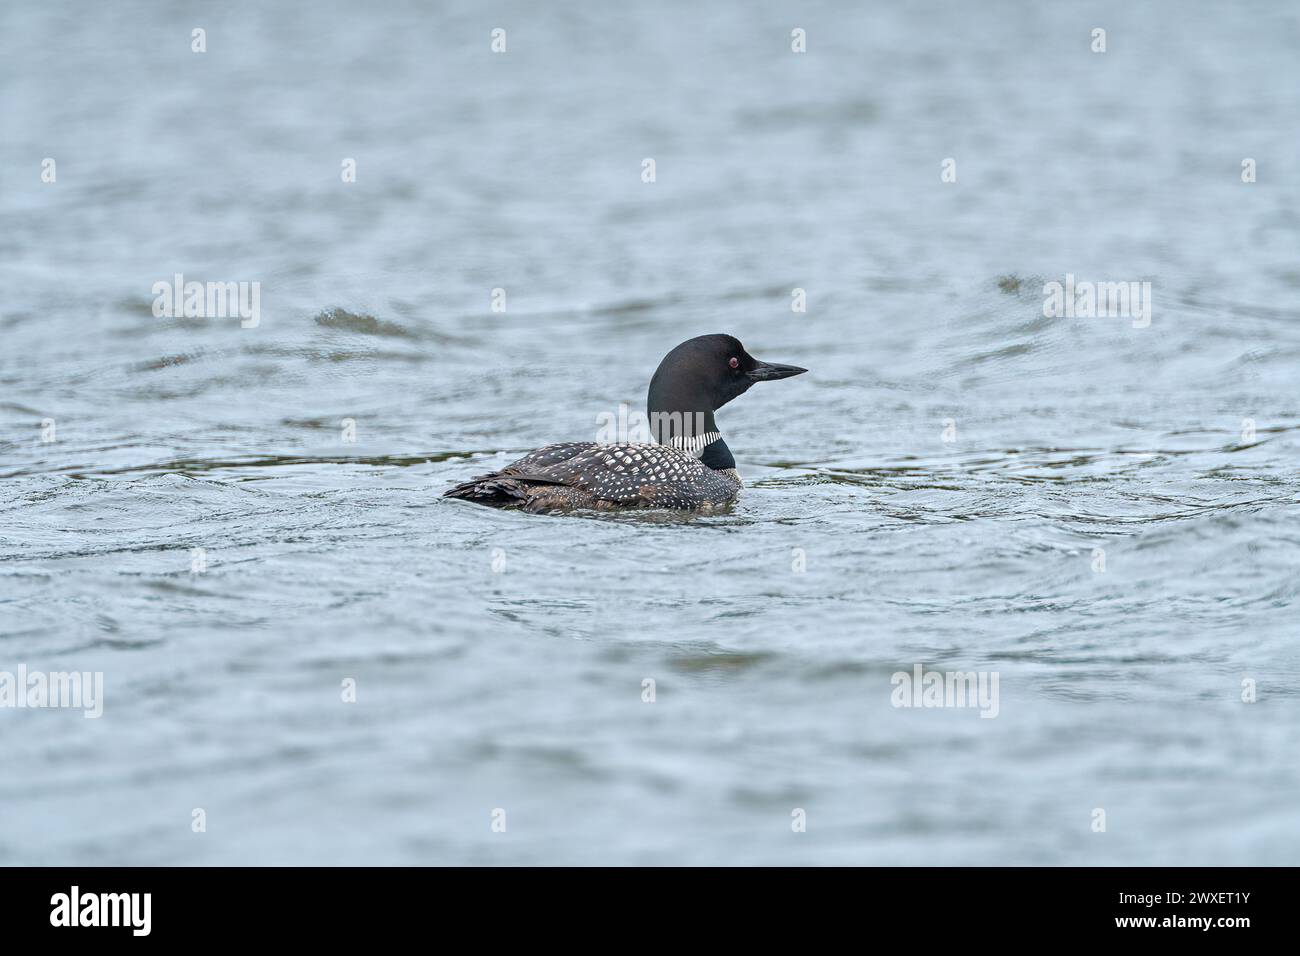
699, 437, 735, 471
646, 405, 735, 471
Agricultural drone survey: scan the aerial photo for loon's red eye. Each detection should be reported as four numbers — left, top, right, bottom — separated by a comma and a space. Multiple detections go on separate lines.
729, 357, 739, 369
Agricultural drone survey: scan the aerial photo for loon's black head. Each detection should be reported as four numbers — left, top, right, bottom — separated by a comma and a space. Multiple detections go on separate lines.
646, 334, 807, 468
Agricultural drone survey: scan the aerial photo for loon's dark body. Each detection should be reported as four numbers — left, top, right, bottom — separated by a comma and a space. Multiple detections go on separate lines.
444, 441, 743, 512
444, 334, 805, 513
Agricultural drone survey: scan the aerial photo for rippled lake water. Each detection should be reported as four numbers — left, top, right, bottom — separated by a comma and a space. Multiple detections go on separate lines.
2, 1, 1299, 865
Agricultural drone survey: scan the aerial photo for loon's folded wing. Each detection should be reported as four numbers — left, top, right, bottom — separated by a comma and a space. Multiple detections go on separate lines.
442, 442, 596, 503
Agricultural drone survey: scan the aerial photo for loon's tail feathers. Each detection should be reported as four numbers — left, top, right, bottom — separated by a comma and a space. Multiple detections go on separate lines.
443, 473, 530, 507
443, 470, 572, 508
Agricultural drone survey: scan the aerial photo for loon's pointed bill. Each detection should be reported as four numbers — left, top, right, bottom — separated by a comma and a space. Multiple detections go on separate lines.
444, 333, 807, 513
746, 360, 808, 382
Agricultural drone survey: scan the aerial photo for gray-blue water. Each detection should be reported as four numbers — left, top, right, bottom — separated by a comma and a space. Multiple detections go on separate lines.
2, 0, 1299, 865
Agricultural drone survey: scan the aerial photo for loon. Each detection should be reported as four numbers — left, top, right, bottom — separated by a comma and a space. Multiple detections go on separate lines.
444, 333, 807, 512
